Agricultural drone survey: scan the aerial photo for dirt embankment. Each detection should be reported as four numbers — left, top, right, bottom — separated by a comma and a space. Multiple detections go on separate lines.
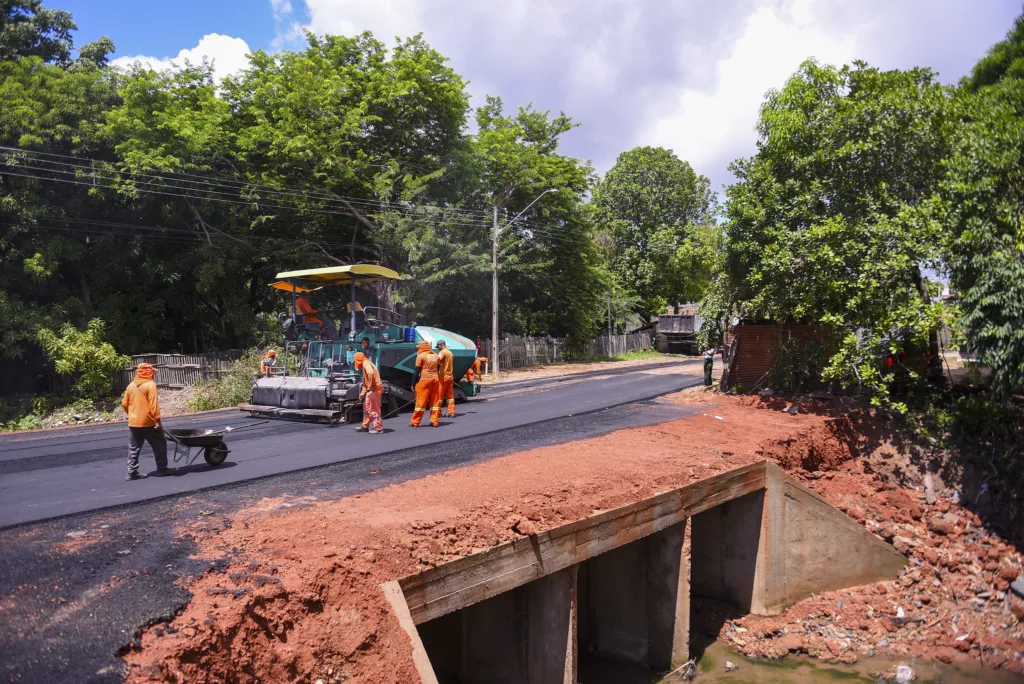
122, 390, 1024, 682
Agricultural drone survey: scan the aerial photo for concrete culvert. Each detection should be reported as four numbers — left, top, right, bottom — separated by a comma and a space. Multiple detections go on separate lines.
386, 461, 907, 683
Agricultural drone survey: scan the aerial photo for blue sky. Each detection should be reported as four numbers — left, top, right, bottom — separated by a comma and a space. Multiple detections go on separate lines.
60, 0, 283, 56
57, 0, 1023, 191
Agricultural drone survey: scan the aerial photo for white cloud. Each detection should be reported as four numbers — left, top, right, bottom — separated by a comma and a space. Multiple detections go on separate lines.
270, 0, 293, 17
280, 0, 1020, 191
111, 33, 252, 83
641, 0, 1020, 192
643, 0, 856, 192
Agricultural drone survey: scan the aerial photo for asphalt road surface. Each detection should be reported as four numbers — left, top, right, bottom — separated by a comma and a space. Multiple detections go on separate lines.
0, 359, 709, 684
0, 359, 702, 528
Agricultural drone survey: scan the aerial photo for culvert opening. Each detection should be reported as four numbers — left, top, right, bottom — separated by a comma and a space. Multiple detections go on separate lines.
389, 462, 907, 684
688, 489, 764, 661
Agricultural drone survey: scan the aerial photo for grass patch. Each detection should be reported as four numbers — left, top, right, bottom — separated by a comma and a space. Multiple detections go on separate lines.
187, 351, 263, 412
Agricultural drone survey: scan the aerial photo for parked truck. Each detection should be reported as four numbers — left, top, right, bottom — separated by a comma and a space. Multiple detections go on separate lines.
656, 313, 702, 355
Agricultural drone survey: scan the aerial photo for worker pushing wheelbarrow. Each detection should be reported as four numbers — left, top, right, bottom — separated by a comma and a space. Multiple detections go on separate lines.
162, 421, 267, 469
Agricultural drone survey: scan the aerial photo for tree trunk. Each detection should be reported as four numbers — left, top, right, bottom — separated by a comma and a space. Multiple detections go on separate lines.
911, 265, 943, 382
79, 272, 92, 308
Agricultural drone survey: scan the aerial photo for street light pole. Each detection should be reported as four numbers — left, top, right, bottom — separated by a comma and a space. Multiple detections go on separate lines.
491, 188, 558, 377
492, 205, 499, 375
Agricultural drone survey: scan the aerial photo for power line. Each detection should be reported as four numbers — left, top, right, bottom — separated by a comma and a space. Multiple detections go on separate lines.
0, 145, 565, 231
0, 146, 502, 222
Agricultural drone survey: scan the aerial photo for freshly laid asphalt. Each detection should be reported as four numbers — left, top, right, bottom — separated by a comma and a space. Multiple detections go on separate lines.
0, 359, 701, 528
0, 359, 707, 683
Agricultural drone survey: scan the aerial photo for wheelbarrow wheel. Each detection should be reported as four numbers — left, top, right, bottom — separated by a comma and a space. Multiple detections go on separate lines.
204, 442, 229, 466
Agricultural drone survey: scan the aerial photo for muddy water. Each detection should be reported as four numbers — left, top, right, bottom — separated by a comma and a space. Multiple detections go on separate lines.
577, 642, 1019, 683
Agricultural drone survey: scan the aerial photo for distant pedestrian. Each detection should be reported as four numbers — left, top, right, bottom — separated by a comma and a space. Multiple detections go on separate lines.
122, 363, 169, 480
704, 347, 718, 387
353, 352, 384, 434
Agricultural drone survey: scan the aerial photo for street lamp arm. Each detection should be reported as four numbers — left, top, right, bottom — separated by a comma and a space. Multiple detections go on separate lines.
496, 188, 558, 236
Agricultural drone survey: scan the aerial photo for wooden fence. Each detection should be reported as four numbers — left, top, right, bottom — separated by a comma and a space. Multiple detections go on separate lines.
481, 332, 653, 371
111, 350, 248, 391
46, 349, 249, 394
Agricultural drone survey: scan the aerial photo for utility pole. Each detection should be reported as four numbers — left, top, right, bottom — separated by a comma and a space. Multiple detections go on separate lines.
492, 205, 500, 376
607, 291, 612, 356
489, 188, 559, 379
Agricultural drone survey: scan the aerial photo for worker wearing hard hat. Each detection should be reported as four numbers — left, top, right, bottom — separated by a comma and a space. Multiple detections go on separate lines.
353, 352, 384, 434
410, 341, 442, 427
121, 363, 169, 480
466, 356, 488, 382
260, 349, 278, 377
436, 340, 456, 417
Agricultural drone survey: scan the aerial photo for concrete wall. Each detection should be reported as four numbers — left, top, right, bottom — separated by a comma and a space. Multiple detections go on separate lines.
578, 520, 690, 671
690, 491, 764, 613
419, 566, 578, 684
760, 463, 908, 614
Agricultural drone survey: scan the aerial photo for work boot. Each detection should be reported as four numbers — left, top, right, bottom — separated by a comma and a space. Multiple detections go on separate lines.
154, 467, 173, 477
353, 426, 368, 432
369, 428, 382, 434
125, 472, 146, 481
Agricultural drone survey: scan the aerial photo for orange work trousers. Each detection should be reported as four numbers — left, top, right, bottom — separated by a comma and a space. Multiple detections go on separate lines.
410, 378, 441, 427
441, 376, 455, 416
362, 389, 383, 431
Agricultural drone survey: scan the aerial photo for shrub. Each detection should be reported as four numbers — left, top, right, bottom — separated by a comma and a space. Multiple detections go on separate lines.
187, 351, 264, 412
36, 319, 129, 399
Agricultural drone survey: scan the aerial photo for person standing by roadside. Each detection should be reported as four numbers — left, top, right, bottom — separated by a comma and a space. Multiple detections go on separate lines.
353, 352, 384, 434
436, 340, 456, 417
122, 363, 169, 480
703, 347, 718, 387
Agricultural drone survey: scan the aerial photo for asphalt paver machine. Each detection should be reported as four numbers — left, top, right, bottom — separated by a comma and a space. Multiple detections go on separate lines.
240, 264, 478, 423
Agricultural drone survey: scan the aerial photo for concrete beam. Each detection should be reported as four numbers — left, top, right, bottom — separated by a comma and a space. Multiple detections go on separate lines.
380, 580, 440, 684
400, 462, 767, 625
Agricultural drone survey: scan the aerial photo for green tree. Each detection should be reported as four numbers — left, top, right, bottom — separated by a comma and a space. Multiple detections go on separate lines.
471, 96, 606, 341
0, 0, 76, 65
592, 146, 716, 318
937, 15, 1024, 396
716, 60, 953, 408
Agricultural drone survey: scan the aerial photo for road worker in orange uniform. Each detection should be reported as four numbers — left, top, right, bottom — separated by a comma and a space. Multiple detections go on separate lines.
466, 356, 488, 382
121, 363, 169, 481
260, 349, 278, 377
436, 340, 456, 417
294, 295, 322, 326
410, 341, 442, 427
353, 352, 384, 434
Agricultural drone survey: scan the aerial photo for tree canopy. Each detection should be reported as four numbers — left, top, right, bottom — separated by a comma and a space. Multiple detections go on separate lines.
592, 146, 717, 318
938, 16, 1024, 397
710, 60, 953, 406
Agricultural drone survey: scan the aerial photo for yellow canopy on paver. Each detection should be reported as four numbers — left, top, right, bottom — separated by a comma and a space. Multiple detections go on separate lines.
272, 264, 401, 288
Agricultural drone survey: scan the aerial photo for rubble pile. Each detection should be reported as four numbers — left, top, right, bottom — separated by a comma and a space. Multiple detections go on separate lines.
721, 459, 1024, 673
